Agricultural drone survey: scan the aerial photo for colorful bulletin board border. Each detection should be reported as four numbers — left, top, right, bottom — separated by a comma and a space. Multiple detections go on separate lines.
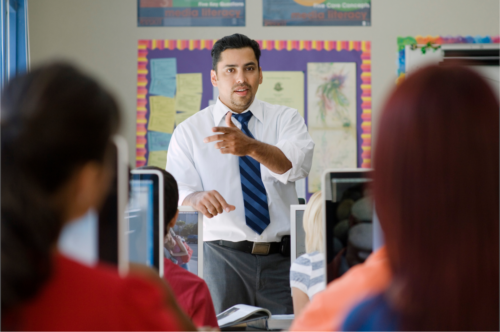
137, 39, 371, 198
397, 35, 500, 84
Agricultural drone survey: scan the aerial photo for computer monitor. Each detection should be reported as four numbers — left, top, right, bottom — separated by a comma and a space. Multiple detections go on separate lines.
59, 136, 129, 275
290, 205, 307, 263
171, 206, 204, 278
128, 169, 164, 276
321, 169, 374, 285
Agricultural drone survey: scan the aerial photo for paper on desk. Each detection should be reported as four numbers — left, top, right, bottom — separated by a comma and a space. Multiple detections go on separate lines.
147, 150, 167, 169
149, 58, 177, 97
175, 91, 202, 113
256, 71, 305, 117
147, 131, 172, 152
148, 96, 175, 134
177, 73, 202, 94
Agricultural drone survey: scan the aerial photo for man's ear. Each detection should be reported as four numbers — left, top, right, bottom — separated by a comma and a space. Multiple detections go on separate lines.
211, 69, 218, 87
169, 209, 179, 229
259, 67, 263, 84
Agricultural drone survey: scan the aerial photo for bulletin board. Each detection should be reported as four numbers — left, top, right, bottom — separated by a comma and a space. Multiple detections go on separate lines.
136, 39, 371, 198
397, 35, 500, 84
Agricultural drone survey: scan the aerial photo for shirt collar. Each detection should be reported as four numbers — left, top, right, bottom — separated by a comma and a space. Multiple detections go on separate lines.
213, 97, 263, 125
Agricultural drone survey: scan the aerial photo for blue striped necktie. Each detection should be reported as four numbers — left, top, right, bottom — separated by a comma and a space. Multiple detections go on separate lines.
232, 111, 270, 235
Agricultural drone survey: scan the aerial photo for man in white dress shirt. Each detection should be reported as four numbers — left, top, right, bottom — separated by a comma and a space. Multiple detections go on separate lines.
166, 34, 314, 314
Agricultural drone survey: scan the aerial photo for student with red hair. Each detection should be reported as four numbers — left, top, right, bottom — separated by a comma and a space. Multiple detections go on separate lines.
342, 65, 499, 331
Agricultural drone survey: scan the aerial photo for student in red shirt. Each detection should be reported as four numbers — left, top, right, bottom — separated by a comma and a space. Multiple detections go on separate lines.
140, 166, 219, 328
0, 63, 196, 331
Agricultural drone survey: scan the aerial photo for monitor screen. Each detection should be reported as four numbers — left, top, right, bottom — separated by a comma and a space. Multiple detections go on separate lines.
323, 170, 373, 284
128, 179, 155, 266
168, 207, 203, 277
58, 209, 98, 266
61, 136, 128, 275
127, 172, 162, 274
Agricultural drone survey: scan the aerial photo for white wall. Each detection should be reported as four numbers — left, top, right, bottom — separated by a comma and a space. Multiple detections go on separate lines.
28, 0, 500, 164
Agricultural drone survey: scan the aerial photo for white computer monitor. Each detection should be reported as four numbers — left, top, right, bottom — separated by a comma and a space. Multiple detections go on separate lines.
290, 205, 307, 263
129, 169, 164, 276
172, 206, 204, 278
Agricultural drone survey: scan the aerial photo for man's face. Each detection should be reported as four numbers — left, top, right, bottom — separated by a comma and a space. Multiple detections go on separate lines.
211, 47, 263, 113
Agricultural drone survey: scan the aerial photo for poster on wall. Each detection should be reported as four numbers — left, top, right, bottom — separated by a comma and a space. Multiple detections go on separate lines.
138, 0, 245, 27
307, 62, 357, 192
256, 71, 305, 117
263, 0, 370, 26
136, 39, 371, 199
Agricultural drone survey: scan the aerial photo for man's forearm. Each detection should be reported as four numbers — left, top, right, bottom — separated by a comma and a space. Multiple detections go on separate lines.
248, 141, 292, 174
181, 191, 200, 206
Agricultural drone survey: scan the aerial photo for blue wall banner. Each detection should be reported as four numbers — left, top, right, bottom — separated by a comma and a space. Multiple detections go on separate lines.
138, 0, 245, 27
263, 0, 370, 27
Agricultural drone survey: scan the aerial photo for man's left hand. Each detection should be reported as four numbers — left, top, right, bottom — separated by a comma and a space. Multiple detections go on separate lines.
203, 112, 257, 156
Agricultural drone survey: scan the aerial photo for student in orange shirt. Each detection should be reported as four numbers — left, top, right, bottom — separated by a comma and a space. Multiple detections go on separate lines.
1, 63, 195, 331
140, 166, 219, 328
290, 246, 391, 331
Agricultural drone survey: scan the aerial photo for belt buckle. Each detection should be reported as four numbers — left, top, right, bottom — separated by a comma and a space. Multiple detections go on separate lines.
252, 242, 270, 255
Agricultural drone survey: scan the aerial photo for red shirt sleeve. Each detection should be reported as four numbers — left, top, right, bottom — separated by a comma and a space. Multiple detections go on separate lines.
189, 280, 219, 328
163, 258, 218, 328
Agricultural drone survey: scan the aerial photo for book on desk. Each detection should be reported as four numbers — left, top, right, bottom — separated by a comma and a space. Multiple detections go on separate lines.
217, 304, 294, 331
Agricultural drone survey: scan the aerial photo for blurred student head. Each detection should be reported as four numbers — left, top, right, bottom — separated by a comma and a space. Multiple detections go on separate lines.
1, 62, 120, 315
374, 65, 499, 330
303, 191, 323, 253
137, 166, 179, 235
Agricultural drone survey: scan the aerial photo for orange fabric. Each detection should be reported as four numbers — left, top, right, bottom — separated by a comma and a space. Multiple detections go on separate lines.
290, 246, 391, 331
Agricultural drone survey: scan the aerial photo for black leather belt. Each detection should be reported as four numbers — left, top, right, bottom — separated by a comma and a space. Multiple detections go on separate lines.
208, 240, 281, 255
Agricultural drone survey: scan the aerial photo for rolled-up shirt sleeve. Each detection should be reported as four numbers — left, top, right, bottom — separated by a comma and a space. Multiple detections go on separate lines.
267, 109, 314, 184
166, 126, 204, 205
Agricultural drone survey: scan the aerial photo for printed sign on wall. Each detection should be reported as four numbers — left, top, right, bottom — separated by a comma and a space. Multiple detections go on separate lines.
263, 0, 370, 26
138, 0, 245, 27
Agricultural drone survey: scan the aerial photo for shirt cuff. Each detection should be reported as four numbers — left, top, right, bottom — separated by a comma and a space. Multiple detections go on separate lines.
178, 189, 196, 206
267, 140, 305, 184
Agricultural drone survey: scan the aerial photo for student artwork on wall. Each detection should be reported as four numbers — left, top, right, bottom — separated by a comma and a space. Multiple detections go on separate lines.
397, 35, 500, 84
136, 39, 371, 199
307, 62, 358, 192
137, 0, 245, 27
263, 0, 371, 26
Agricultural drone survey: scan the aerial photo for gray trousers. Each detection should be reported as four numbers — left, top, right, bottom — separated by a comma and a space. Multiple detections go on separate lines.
203, 242, 293, 315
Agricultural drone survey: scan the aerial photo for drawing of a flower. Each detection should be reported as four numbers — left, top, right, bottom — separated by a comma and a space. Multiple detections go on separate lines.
316, 69, 351, 127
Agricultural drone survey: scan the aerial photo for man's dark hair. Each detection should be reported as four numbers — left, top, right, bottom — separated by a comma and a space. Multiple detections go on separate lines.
211, 33, 261, 71
137, 166, 179, 235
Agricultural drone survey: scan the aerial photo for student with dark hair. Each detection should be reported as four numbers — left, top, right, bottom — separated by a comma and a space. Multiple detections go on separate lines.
138, 166, 219, 328
167, 33, 314, 314
0, 63, 195, 331
341, 65, 499, 331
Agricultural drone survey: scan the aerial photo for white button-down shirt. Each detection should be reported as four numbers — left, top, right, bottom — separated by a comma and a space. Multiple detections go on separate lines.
166, 98, 314, 242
